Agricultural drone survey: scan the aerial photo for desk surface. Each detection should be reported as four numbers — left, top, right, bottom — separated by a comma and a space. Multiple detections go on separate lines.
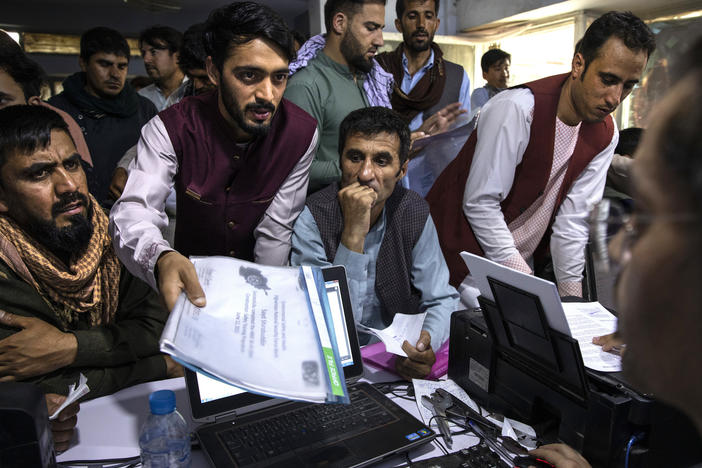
57, 366, 479, 467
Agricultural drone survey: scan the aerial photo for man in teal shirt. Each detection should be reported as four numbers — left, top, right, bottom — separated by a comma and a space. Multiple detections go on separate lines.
284, 0, 386, 193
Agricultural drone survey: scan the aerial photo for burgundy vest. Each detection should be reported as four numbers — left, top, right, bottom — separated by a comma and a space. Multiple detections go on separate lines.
426, 73, 614, 287
159, 90, 317, 259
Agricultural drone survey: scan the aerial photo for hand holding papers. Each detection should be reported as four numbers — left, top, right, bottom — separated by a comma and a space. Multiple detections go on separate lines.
160, 257, 348, 404
561, 302, 621, 372
356, 312, 427, 356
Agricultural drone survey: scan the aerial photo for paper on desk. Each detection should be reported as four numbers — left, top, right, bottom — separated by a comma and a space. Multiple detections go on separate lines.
412, 378, 480, 426
357, 312, 427, 357
50, 373, 89, 420
561, 302, 621, 372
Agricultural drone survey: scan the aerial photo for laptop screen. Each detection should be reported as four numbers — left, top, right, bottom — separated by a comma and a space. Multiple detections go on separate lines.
186, 266, 363, 419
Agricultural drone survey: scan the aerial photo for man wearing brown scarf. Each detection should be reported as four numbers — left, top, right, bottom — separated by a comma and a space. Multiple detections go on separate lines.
0, 105, 174, 451
375, 0, 470, 133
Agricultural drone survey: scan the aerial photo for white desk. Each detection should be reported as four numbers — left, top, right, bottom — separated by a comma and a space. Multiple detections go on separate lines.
57, 367, 479, 467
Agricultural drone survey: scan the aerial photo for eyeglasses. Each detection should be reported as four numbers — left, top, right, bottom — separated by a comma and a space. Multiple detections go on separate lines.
588, 199, 699, 274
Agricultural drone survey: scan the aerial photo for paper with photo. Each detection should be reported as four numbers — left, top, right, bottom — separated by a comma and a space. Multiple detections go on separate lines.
160, 256, 346, 403
561, 302, 621, 372
357, 312, 427, 356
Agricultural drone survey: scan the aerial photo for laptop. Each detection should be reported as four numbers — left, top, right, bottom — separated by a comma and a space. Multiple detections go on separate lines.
184, 265, 436, 467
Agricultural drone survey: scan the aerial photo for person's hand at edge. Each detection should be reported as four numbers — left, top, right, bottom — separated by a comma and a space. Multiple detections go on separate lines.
592, 331, 624, 353
108, 167, 128, 201
529, 443, 591, 468
0, 309, 77, 380
395, 330, 436, 380
45, 393, 80, 453
156, 251, 206, 312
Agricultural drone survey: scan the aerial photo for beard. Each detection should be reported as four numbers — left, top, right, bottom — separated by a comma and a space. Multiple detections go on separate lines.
24, 191, 93, 262
340, 31, 374, 74
220, 80, 276, 138
405, 29, 433, 53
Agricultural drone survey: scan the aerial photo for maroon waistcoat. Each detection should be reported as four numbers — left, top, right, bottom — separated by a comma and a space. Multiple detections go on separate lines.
426, 73, 614, 287
159, 90, 317, 259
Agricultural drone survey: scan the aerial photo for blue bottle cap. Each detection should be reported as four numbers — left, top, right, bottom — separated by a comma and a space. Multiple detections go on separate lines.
149, 390, 176, 415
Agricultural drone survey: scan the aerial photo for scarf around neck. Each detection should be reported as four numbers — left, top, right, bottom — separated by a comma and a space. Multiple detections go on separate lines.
375, 43, 447, 122
0, 195, 121, 328
289, 34, 394, 109
61, 72, 139, 118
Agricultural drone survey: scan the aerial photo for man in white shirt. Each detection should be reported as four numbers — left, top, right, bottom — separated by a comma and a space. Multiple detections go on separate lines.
138, 26, 188, 111
110, 3, 319, 312
426, 11, 655, 304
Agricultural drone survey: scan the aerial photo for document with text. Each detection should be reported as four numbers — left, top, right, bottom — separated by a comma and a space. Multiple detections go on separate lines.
160, 256, 348, 404
561, 302, 621, 372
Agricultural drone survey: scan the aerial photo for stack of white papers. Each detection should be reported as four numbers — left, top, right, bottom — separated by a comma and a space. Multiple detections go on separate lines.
160, 257, 348, 404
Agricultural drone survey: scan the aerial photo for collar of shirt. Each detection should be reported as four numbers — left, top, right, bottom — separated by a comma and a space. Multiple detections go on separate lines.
318, 51, 367, 82
401, 48, 435, 95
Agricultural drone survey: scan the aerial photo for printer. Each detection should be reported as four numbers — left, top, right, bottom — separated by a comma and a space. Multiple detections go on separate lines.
448, 275, 702, 468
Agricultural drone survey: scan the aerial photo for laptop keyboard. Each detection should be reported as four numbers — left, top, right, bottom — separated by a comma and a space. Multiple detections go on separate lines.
216, 385, 397, 465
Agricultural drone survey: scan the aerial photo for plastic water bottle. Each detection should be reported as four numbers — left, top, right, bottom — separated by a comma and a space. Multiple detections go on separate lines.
139, 389, 191, 467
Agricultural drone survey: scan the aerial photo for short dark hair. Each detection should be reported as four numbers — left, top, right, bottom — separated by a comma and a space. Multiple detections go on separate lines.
338, 107, 410, 165
395, 0, 439, 20
579, 12, 655, 76
0, 50, 47, 99
291, 30, 308, 48
0, 105, 72, 171
80, 27, 130, 62
324, 0, 387, 33
139, 25, 183, 54
178, 23, 208, 72
204, 2, 295, 72
480, 48, 510, 74
615, 127, 643, 157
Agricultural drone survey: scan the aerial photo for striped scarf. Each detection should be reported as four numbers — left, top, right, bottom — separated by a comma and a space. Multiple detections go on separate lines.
0, 195, 120, 327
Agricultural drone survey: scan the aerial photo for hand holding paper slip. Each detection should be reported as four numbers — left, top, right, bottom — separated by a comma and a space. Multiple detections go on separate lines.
356, 312, 427, 356
159, 256, 349, 404
50, 373, 89, 420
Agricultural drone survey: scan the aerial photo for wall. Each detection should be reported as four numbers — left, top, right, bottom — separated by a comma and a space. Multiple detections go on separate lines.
457, 0, 564, 31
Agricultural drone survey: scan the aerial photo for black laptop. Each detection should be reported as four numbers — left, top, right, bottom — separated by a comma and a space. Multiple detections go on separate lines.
184, 265, 435, 467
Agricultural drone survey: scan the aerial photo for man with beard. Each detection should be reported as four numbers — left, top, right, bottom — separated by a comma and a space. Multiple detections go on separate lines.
284, 0, 386, 193
427, 12, 655, 305
523, 46, 702, 468
110, 2, 318, 312
0, 106, 174, 451
49, 27, 157, 208
138, 26, 188, 111
291, 107, 459, 380
375, 0, 470, 132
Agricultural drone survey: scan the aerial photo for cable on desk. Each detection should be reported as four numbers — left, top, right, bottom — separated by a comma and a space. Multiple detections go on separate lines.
373, 381, 415, 401
625, 432, 644, 468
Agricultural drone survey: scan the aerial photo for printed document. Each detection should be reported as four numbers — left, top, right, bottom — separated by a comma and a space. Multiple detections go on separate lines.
160, 256, 347, 403
561, 302, 621, 372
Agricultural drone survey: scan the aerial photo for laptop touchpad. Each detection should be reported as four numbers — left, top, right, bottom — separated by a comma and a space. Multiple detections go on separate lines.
301, 443, 351, 465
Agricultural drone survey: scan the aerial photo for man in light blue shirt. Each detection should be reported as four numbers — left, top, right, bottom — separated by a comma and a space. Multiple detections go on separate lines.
291, 107, 459, 380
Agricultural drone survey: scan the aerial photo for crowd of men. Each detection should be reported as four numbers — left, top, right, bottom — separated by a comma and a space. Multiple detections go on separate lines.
1, 0, 701, 465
